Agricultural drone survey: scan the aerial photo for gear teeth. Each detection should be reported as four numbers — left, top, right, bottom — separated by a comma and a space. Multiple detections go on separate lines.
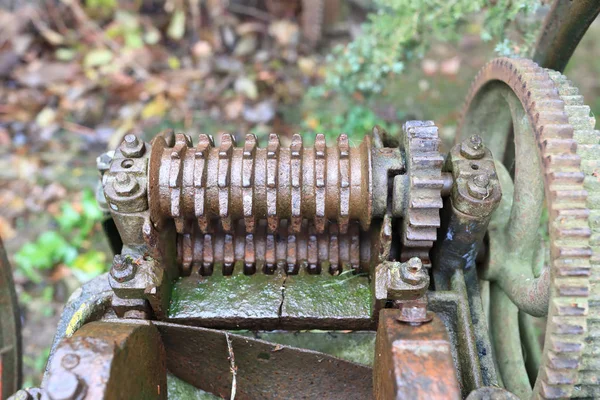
549, 70, 600, 399
461, 59, 593, 399
400, 120, 443, 265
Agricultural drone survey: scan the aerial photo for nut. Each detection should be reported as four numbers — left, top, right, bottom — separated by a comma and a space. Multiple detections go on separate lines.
467, 174, 490, 199
460, 135, 485, 159
396, 300, 434, 325
46, 371, 85, 400
113, 172, 139, 196
120, 134, 145, 158
110, 255, 137, 282
96, 151, 114, 175
400, 257, 425, 285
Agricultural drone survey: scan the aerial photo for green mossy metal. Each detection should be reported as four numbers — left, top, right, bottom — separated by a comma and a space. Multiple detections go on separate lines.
168, 271, 285, 328
281, 273, 372, 329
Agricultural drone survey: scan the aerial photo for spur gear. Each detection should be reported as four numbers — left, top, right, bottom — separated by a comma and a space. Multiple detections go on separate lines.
400, 121, 444, 265
458, 58, 593, 399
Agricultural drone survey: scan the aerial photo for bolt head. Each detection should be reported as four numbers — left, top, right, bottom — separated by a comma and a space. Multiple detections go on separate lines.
110, 255, 137, 282
473, 174, 490, 188
112, 172, 139, 196
96, 151, 113, 174
124, 134, 138, 147
46, 371, 85, 400
120, 134, 145, 157
460, 136, 485, 159
401, 258, 425, 285
469, 135, 482, 149
467, 174, 490, 199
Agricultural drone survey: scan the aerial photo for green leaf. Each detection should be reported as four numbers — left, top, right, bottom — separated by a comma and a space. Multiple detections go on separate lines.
57, 203, 82, 232
55, 48, 76, 61
84, 49, 114, 68
167, 9, 186, 40
81, 189, 103, 222
70, 250, 109, 282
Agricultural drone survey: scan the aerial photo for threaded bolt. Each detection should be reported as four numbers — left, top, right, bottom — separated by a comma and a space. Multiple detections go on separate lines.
124, 134, 139, 148
401, 257, 424, 285
113, 172, 139, 196
460, 135, 485, 159
116, 172, 129, 185
469, 135, 482, 149
473, 174, 489, 188
110, 255, 138, 282
468, 174, 490, 199
121, 134, 145, 157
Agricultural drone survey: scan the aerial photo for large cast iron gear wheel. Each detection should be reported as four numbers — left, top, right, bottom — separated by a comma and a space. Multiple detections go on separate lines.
400, 120, 444, 265
458, 58, 595, 399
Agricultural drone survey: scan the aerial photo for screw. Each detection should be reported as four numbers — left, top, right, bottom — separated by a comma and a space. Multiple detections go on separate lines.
407, 257, 421, 273
46, 371, 85, 400
61, 354, 80, 370
400, 257, 425, 285
112, 172, 139, 196
110, 255, 137, 282
460, 135, 485, 159
120, 134, 145, 157
469, 135, 482, 149
116, 172, 130, 185
473, 174, 489, 188
468, 174, 490, 199
124, 134, 139, 148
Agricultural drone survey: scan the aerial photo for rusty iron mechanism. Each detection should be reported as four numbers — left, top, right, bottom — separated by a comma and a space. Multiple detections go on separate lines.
7, 4, 600, 399
10, 59, 600, 400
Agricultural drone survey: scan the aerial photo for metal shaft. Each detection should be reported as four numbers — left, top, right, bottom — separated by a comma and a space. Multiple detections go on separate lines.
177, 220, 371, 276
149, 131, 373, 236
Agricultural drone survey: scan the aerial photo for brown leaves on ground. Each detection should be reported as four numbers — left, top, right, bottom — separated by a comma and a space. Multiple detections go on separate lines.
0, 1, 327, 155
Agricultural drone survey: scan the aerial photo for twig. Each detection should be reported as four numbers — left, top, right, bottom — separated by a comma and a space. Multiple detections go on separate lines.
225, 333, 237, 400
228, 3, 272, 22
188, 0, 202, 39
62, 121, 96, 137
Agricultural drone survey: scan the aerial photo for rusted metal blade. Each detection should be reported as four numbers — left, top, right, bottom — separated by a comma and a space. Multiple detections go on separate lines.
153, 321, 373, 400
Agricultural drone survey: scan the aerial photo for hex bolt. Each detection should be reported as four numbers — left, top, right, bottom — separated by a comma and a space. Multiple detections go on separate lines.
110, 255, 137, 282
120, 134, 145, 157
61, 354, 80, 370
124, 134, 139, 148
113, 172, 139, 196
469, 135, 482, 149
473, 174, 489, 188
96, 151, 113, 175
400, 257, 425, 285
460, 134, 486, 159
46, 371, 85, 400
468, 174, 490, 199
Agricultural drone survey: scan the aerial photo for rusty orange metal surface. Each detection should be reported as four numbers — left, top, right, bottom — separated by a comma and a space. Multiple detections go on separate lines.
374, 309, 460, 400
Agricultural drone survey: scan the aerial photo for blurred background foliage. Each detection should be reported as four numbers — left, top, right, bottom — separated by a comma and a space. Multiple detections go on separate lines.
1, 0, 599, 388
